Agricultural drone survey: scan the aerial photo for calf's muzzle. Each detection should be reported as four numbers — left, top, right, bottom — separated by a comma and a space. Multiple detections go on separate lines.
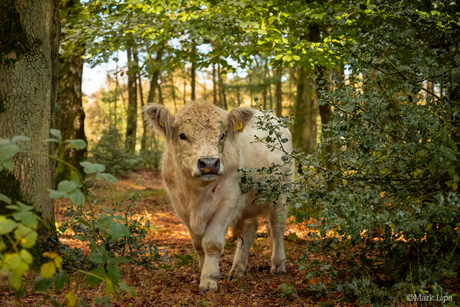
197, 157, 220, 175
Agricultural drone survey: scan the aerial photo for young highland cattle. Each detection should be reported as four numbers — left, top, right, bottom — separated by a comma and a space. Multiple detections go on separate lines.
144, 100, 293, 291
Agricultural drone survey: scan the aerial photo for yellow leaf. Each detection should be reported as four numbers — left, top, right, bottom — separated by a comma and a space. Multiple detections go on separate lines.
105, 278, 113, 296
41, 262, 56, 279
65, 290, 78, 307
43, 251, 59, 259
20, 249, 33, 264
453, 182, 458, 191
54, 256, 63, 269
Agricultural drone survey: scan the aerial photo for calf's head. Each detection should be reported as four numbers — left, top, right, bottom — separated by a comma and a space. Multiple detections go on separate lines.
144, 100, 254, 182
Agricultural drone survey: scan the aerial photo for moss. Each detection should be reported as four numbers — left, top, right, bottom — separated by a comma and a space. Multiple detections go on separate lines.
0, 0, 33, 65
0, 170, 54, 266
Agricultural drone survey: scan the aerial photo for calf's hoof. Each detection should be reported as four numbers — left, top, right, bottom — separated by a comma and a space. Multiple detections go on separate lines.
227, 268, 245, 281
199, 278, 218, 292
270, 262, 286, 276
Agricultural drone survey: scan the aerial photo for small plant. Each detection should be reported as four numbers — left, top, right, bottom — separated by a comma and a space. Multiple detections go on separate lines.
0, 130, 165, 306
278, 283, 296, 298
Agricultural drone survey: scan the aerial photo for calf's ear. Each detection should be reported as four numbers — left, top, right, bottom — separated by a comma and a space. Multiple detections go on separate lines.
226, 107, 254, 138
143, 103, 174, 139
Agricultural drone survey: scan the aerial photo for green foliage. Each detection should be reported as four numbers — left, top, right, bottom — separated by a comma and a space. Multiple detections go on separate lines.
89, 127, 142, 175
59, 191, 165, 270
278, 283, 296, 298
0, 130, 164, 306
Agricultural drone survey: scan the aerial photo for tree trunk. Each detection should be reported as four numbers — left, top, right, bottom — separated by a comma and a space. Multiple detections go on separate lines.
147, 49, 163, 104
292, 67, 316, 153
263, 60, 268, 110
133, 50, 147, 152
276, 66, 282, 117
218, 65, 228, 110
56, 51, 87, 182
212, 63, 218, 105
56, 0, 87, 183
236, 74, 242, 107
268, 67, 273, 110
191, 44, 196, 101
125, 45, 138, 152
0, 0, 60, 224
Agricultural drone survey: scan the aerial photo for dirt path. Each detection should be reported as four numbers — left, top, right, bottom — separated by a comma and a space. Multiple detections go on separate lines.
3, 169, 350, 307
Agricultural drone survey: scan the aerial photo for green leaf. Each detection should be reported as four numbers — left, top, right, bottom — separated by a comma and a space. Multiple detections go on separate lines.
12, 136, 31, 143
0, 216, 18, 234
107, 265, 120, 285
96, 173, 118, 184
108, 222, 130, 241
69, 189, 85, 205
20, 249, 33, 264
48, 189, 69, 199
86, 267, 105, 287
45, 138, 60, 143
9, 273, 22, 289
50, 129, 62, 141
0, 193, 12, 204
34, 276, 54, 291
0, 144, 20, 162
13, 211, 39, 228
95, 297, 103, 305
89, 251, 103, 264
99, 215, 113, 227
80, 162, 105, 174
66, 139, 87, 150
425, 223, 432, 231
428, 160, 436, 176
57, 180, 81, 193
41, 262, 56, 279
14, 224, 38, 248
118, 281, 136, 298
54, 271, 70, 290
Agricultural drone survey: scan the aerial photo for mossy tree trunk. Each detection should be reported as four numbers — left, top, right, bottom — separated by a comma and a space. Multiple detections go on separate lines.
0, 0, 60, 225
56, 0, 86, 183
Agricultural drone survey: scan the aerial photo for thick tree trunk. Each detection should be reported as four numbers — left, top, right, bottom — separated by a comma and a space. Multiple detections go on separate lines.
0, 0, 60, 224
125, 46, 138, 152
56, 51, 87, 182
276, 66, 282, 117
292, 67, 316, 153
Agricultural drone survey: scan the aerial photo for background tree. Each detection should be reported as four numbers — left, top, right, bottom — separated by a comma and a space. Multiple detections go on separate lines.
56, 0, 88, 182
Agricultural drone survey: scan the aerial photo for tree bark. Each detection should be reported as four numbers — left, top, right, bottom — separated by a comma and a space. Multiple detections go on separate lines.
276, 66, 282, 117
212, 63, 218, 105
191, 44, 196, 101
56, 0, 86, 183
0, 0, 60, 224
292, 67, 316, 153
147, 49, 163, 104
125, 45, 138, 152
263, 60, 268, 110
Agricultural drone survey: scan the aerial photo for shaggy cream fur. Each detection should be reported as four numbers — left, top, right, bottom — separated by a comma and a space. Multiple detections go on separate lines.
143, 100, 293, 291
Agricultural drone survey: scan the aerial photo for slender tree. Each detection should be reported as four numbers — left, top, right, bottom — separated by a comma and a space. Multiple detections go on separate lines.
125, 45, 138, 152
275, 66, 282, 117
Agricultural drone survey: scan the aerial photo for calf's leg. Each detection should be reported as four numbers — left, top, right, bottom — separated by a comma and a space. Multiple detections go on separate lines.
191, 234, 205, 272
228, 218, 258, 280
268, 198, 288, 275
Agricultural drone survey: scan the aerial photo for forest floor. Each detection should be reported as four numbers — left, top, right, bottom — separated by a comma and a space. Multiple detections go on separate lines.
1, 169, 387, 306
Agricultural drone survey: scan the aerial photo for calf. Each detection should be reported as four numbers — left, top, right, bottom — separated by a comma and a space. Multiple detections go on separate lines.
144, 100, 293, 291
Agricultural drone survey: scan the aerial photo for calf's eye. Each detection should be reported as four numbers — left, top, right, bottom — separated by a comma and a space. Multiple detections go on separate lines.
179, 133, 187, 140
220, 133, 226, 140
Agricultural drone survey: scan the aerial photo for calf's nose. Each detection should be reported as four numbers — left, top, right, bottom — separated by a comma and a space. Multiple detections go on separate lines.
197, 157, 220, 175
